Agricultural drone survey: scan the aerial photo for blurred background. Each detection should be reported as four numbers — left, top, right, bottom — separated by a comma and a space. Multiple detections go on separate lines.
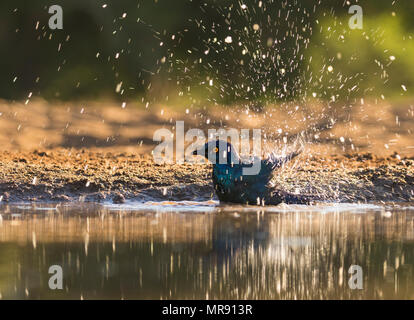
1, 0, 413, 104
0, 0, 413, 155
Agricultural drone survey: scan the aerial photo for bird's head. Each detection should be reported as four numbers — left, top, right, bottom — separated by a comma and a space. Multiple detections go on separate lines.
192, 139, 240, 165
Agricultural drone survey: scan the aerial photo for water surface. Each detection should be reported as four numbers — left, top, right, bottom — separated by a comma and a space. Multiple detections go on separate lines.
0, 201, 413, 299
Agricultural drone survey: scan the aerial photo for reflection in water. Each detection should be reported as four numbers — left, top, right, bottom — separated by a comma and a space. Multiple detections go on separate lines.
0, 202, 413, 299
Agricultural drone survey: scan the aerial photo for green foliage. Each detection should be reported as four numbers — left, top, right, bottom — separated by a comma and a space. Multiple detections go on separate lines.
1, 1, 414, 104
306, 14, 414, 102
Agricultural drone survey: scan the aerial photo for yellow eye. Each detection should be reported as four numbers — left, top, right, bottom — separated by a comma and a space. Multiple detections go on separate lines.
214, 147, 219, 153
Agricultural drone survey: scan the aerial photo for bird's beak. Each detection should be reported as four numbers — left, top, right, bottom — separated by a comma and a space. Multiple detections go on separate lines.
192, 145, 206, 156
192, 147, 201, 156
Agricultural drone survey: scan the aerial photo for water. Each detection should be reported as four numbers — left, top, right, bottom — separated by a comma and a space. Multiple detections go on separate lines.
0, 202, 413, 299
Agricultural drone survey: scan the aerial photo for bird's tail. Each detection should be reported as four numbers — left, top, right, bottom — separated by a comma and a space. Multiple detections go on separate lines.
265, 134, 306, 169
266, 146, 303, 170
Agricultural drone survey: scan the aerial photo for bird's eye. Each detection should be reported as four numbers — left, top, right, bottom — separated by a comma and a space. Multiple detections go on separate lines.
214, 147, 218, 153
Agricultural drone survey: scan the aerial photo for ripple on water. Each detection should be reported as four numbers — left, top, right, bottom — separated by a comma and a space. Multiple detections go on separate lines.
105, 200, 219, 213
104, 200, 392, 214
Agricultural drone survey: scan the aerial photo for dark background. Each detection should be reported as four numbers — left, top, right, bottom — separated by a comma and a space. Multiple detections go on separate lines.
1, 0, 413, 105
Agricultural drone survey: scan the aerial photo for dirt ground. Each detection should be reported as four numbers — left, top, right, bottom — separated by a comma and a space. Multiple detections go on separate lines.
0, 99, 413, 203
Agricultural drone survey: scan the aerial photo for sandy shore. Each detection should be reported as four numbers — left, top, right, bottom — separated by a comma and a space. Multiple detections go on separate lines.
0, 100, 413, 203
0, 149, 413, 203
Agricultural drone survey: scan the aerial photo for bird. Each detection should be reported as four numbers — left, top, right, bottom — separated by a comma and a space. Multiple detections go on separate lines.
193, 139, 312, 205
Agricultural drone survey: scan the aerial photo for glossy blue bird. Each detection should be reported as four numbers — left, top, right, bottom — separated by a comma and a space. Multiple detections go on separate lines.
193, 140, 312, 205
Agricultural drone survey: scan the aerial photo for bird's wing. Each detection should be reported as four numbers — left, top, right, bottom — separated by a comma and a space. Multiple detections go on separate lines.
233, 159, 273, 185
236, 147, 302, 183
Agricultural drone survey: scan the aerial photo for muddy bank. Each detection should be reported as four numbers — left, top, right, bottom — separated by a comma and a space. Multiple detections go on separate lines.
0, 149, 210, 203
0, 149, 413, 203
0, 100, 413, 204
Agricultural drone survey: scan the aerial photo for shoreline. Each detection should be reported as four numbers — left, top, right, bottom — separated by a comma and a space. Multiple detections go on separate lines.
0, 149, 413, 203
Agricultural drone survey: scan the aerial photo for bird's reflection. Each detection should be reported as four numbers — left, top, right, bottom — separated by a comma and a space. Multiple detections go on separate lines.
0, 204, 413, 299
